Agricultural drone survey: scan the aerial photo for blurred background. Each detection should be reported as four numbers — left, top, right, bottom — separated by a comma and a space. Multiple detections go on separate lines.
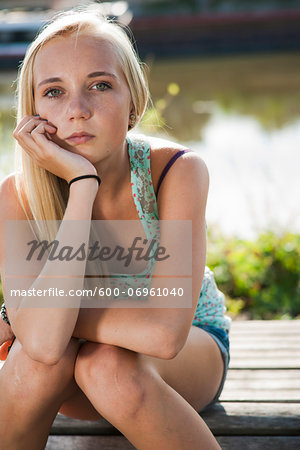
0, 0, 299, 319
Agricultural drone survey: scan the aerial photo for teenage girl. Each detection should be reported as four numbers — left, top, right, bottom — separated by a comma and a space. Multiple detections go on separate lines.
0, 7, 230, 449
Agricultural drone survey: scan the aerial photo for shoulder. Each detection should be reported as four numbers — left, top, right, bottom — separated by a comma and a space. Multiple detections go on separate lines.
144, 134, 208, 193
0, 172, 28, 221
0, 172, 18, 206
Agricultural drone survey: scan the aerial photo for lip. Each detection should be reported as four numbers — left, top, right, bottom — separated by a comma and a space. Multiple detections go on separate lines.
66, 132, 95, 145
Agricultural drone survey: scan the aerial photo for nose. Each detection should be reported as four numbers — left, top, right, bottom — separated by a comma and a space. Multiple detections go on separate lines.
66, 94, 91, 121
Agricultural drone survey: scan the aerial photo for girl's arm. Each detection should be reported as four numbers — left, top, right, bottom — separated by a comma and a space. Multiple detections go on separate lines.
73, 153, 209, 359
0, 116, 98, 365
1, 177, 98, 365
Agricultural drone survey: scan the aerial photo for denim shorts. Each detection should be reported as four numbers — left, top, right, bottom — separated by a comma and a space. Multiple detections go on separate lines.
193, 323, 230, 410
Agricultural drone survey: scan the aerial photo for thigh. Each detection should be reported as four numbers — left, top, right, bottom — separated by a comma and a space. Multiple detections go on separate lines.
140, 326, 225, 412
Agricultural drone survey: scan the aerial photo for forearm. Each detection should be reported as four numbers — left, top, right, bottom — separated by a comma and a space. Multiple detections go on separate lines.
73, 273, 198, 359
73, 305, 186, 359
7, 180, 98, 363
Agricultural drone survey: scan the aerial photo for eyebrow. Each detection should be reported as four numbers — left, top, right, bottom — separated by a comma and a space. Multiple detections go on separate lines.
87, 71, 117, 79
37, 77, 62, 87
37, 71, 117, 88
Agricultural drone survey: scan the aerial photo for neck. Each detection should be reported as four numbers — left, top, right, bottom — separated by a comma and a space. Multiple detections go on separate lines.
93, 138, 130, 202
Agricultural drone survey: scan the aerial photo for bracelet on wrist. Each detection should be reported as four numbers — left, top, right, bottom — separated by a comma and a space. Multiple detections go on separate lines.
1, 303, 10, 326
68, 174, 101, 188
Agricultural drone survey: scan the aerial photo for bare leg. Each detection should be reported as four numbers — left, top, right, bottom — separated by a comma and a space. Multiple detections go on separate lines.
0, 338, 80, 450
139, 326, 225, 412
74, 326, 223, 450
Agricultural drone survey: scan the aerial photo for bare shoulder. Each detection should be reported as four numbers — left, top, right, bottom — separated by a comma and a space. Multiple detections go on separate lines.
0, 172, 28, 222
145, 135, 187, 152
140, 134, 209, 195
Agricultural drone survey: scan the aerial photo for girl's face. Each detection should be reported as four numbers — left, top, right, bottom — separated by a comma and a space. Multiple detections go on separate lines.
33, 34, 132, 163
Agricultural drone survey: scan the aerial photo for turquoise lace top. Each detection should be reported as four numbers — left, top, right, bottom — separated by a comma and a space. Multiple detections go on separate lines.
110, 135, 231, 333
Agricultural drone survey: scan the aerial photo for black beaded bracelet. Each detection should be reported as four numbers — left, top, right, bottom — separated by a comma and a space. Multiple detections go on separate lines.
68, 174, 101, 188
0, 303, 10, 326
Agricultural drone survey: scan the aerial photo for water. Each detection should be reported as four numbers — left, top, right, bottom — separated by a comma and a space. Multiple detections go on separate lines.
1, 51, 300, 238
144, 51, 300, 238
189, 112, 300, 238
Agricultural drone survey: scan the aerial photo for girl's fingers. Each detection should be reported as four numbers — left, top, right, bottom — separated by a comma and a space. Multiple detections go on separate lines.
13, 116, 42, 137
23, 119, 56, 137
12, 115, 96, 181
13, 118, 58, 164
13, 115, 35, 134
30, 123, 60, 156
30, 121, 56, 137
14, 117, 57, 151
14, 116, 56, 139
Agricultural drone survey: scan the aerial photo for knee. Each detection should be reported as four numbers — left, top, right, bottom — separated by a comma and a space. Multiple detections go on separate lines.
75, 343, 150, 419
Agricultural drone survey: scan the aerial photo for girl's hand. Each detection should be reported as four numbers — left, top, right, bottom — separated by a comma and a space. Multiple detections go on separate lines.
13, 115, 97, 183
0, 318, 14, 346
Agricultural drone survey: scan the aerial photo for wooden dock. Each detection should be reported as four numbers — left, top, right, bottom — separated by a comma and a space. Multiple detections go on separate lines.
44, 320, 300, 449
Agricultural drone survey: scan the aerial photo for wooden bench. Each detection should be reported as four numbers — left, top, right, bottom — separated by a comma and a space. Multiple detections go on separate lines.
46, 320, 300, 449
2, 320, 300, 448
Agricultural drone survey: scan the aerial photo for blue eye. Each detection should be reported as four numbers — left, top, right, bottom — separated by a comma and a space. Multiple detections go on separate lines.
44, 88, 62, 98
92, 82, 111, 91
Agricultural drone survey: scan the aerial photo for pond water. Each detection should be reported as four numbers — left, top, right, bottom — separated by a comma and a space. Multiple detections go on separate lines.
1, 51, 300, 238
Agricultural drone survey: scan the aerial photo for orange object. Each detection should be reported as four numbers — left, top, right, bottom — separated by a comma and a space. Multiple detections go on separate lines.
0, 338, 15, 361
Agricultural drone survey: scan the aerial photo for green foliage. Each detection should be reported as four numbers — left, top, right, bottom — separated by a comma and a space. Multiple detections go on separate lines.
207, 231, 300, 319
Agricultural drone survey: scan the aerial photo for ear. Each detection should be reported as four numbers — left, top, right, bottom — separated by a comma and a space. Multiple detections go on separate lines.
128, 113, 135, 130
129, 104, 135, 117
128, 103, 135, 130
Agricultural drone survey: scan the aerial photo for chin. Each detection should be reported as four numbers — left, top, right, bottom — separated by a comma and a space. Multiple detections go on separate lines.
74, 149, 100, 163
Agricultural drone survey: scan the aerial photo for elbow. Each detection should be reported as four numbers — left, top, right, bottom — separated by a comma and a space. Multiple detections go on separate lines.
154, 325, 186, 360
22, 338, 63, 366
31, 352, 61, 367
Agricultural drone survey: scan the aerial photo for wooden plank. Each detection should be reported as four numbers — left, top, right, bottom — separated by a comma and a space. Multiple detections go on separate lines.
229, 360, 300, 369
230, 339, 300, 349
220, 369, 300, 401
230, 325, 300, 335
226, 369, 300, 381
52, 403, 300, 436
200, 402, 300, 435
45, 435, 300, 450
230, 320, 300, 330
231, 332, 300, 339
231, 328, 300, 335
51, 415, 119, 436
229, 354, 300, 369
46, 435, 134, 449
216, 436, 300, 450
220, 390, 300, 402
231, 350, 300, 358
225, 371, 300, 383
230, 331, 300, 339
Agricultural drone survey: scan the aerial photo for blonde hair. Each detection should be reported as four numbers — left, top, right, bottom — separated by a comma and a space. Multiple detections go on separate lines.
15, 5, 149, 242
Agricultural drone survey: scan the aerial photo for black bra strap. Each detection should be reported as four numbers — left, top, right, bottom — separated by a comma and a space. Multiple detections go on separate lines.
156, 149, 189, 198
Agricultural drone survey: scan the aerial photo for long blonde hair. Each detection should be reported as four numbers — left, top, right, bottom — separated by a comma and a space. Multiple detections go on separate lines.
15, 5, 149, 242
